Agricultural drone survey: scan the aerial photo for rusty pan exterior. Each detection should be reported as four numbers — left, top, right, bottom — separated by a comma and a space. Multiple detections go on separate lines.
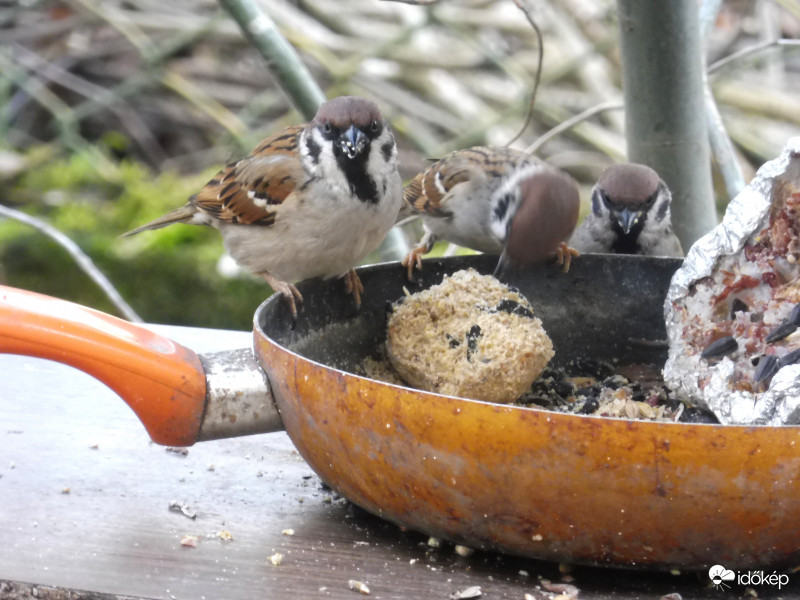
255, 255, 800, 569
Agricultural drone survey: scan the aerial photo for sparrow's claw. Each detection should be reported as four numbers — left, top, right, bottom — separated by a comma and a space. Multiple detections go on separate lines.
260, 271, 303, 317
555, 242, 580, 273
401, 247, 426, 281
400, 231, 437, 281
343, 269, 364, 308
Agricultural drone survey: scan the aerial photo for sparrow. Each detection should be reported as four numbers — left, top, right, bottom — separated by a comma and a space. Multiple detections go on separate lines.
400, 146, 580, 279
124, 96, 403, 316
569, 163, 683, 257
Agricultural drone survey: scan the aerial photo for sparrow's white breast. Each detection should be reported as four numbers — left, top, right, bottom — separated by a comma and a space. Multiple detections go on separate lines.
218, 173, 401, 283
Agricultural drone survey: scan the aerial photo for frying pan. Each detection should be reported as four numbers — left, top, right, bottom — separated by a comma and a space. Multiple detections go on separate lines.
2, 254, 799, 570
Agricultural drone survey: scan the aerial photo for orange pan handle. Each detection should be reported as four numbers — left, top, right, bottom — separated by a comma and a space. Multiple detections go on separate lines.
0, 285, 207, 446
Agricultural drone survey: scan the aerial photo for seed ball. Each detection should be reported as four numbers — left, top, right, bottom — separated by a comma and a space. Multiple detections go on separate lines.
386, 269, 554, 404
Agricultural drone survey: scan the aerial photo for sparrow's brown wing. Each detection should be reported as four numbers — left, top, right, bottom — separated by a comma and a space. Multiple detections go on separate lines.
403, 146, 533, 218
403, 153, 475, 218
192, 125, 306, 226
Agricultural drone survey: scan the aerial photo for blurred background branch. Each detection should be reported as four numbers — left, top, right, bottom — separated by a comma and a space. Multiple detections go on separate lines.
0, 202, 142, 322
218, 0, 326, 119
0, 0, 798, 328
700, 0, 747, 200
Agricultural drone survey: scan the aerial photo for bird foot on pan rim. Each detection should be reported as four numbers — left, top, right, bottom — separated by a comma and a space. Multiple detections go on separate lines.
555, 243, 580, 272
343, 269, 364, 308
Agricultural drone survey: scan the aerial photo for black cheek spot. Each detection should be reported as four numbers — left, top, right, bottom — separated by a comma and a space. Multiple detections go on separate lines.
493, 193, 514, 223
655, 197, 669, 222
381, 141, 395, 163
305, 136, 322, 165
592, 189, 605, 216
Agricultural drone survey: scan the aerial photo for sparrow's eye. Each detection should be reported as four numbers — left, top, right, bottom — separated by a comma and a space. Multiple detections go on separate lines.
323, 122, 333, 134
370, 120, 380, 133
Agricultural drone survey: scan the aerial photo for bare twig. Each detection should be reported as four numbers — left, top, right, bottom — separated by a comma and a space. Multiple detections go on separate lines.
708, 39, 800, 75
703, 36, 800, 199
703, 82, 745, 199
537, 0, 624, 133
505, 0, 543, 147
0, 203, 143, 323
700, 0, 745, 199
525, 100, 622, 155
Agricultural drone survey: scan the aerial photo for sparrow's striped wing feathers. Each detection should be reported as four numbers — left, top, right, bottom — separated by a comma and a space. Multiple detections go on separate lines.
403, 146, 534, 218
192, 126, 306, 226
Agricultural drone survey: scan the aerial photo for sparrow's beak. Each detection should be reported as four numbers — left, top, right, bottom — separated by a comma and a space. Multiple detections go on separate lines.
339, 125, 368, 160
614, 207, 641, 235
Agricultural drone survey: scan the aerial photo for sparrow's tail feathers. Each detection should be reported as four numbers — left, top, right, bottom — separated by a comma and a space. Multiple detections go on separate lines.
121, 204, 197, 237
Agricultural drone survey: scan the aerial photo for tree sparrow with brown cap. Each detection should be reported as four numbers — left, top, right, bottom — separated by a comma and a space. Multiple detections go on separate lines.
569, 163, 683, 257
125, 96, 403, 316
400, 146, 580, 279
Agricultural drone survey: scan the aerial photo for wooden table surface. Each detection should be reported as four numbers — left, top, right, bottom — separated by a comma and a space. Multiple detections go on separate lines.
0, 325, 795, 600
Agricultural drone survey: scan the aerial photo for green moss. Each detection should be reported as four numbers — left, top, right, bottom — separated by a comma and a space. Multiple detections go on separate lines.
0, 149, 274, 330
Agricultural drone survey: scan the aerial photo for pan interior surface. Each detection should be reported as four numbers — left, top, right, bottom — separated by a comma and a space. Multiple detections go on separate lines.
259, 254, 682, 374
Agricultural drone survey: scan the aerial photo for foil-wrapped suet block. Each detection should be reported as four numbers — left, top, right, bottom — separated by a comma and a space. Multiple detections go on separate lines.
664, 137, 800, 425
